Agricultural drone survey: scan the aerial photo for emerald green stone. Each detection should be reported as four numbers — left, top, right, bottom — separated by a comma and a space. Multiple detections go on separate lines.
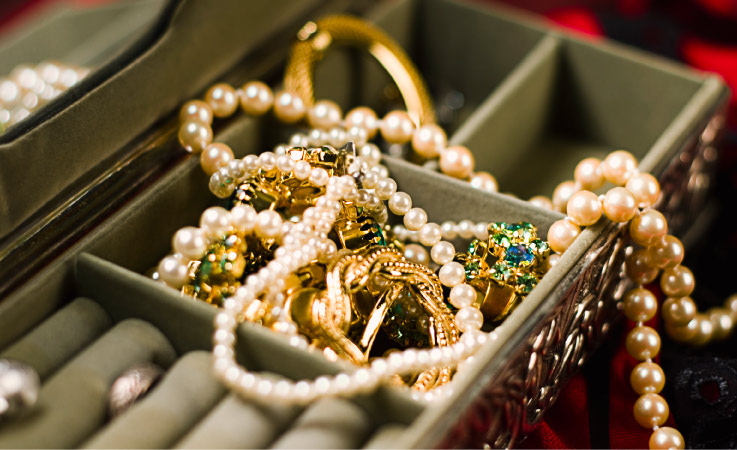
490, 263, 511, 281
492, 233, 511, 248
518, 273, 538, 293
529, 239, 549, 254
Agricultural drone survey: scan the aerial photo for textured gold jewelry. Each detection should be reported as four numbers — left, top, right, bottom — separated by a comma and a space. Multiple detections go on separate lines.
284, 15, 435, 126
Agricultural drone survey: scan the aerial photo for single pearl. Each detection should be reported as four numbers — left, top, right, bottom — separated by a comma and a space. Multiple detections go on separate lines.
239, 81, 273, 115
629, 209, 668, 247
380, 110, 414, 144
293, 161, 311, 180
552, 181, 578, 213
255, 210, 282, 239
690, 314, 714, 346
626, 326, 661, 360
418, 223, 442, 246
455, 306, 483, 332
388, 192, 412, 215
411, 124, 446, 158
625, 249, 659, 285
157, 254, 190, 288
634, 393, 669, 428
172, 226, 208, 260
431, 241, 455, 265
230, 204, 257, 232
662, 297, 696, 326
404, 243, 429, 266
200, 143, 234, 175
649, 427, 685, 450
276, 154, 295, 173
630, 362, 665, 394
623, 288, 658, 322
345, 106, 379, 138
179, 99, 213, 125
273, 90, 306, 123
307, 99, 342, 130
660, 266, 695, 298
566, 190, 603, 226
574, 157, 604, 190
200, 206, 232, 238
602, 150, 638, 185
358, 143, 382, 165
648, 235, 684, 269
727, 294, 737, 320
450, 284, 477, 309
440, 221, 457, 239
205, 83, 238, 118
626, 173, 660, 208
376, 178, 397, 201
404, 208, 428, 231
664, 318, 699, 342
602, 187, 637, 223
439, 145, 474, 179
438, 262, 465, 287
309, 167, 329, 187
469, 171, 498, 192
708, 308, 733, 341
457, 220, 475, 239
258, 151, 276, 170
178, 120, 212, 153
547, 219, 581, 253
528, 195, 554, 210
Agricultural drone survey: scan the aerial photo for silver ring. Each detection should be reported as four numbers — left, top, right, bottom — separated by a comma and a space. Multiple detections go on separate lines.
0, 359, 40, 421
108, 362, 164, 418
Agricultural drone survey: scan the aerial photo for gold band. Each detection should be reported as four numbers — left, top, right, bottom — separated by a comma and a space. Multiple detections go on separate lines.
283, 15, 435, 126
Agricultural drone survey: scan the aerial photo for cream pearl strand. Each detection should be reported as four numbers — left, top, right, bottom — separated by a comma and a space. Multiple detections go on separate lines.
545, 149, 737, 449
177, 80, 499, 193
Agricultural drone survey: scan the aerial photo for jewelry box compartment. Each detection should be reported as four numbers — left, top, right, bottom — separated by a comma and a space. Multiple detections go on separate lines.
0, 0, 730, 448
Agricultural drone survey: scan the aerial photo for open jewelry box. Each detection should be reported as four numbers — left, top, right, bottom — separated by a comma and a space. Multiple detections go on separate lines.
0, 0, 729, 448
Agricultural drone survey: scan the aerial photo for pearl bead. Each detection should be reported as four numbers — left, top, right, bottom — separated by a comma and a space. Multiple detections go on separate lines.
273, 90, 306, 123
200, 143, 234, 175
179, 99, 213, 125
626, 172, 660, 208
630, 362, 665, 394
178, 120, 212, 153
205, 83, 238, 118
358, 143, 382, 165
239, 81, 273, 115
648, 235, 684, 269
566, 190, 603, 226
209, 171, 234, 198
307, 99, 342, 129
625, 249, 659, 285
552, 181, 578, 213
431, 241, 455, 265
457, 220, 475, 239
157, 254, 190, 288
727, 294, 737, 319
469, 171, 498, 192
662, 297, 696, 326
455, 306, 484, 332
626, 326, 661, 360
403, 243, 429, 266
664, 318, 699, 342
602, 150, 637, 185
388, 192, 412, 215
439, 262, 465, 287
293, 161, 311, 180
230, 204, 257, 232
309, 167, 329, 186
411, 124, 446, 158
602, 187, 637, 222
708, 308, 733, 341
404, 208, 427, 231
439, 145, 474, 179
172, 226, 208, 260
649, 427, 685, 450
629, 209, 668, 247
690, 314, 714, 346
623, 288, 658, 322
418, 223, 442, 246
660, 266, 695, 298
255, 210, 282, 239
633, 393, 669, 428
376, 178, 397, 200
276, 155, 295, 173
380, 110, 414, 144
547, 219, 581, 253
200, 206, 232, 238
574, 157, 604, 190
345, 106, 378, 138
450, 284, 477, 308
528, 195, 554, 210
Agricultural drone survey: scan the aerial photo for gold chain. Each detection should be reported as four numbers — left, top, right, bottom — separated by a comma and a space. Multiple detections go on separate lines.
283, 14, 436, 126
